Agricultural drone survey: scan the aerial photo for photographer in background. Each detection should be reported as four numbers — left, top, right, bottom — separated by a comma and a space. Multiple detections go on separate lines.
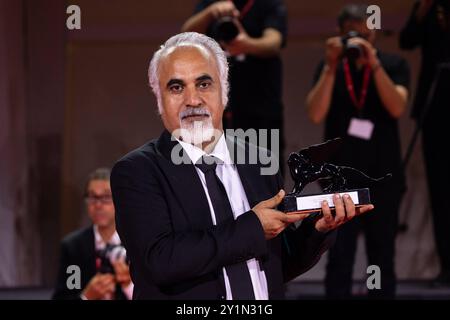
181, 0, 287, 172
53, 168, 133, 300
306, 4, 410, 299
400, 0, 450, 287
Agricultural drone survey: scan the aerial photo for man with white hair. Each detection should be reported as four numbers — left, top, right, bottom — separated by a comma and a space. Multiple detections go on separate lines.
111, 32, 374, 299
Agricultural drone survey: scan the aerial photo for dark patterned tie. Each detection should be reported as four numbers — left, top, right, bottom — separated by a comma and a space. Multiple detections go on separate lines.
195, 155, 255, 299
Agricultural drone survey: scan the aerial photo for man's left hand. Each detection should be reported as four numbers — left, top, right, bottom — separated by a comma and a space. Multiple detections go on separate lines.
314, 193, 374, 233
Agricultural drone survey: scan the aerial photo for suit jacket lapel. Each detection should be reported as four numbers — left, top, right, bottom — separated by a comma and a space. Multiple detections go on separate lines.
225, 135, 261, 208
83, 226, 97, 279
227, 136, 274, 273
156, 130, 214, 230
155, 130, 269, 228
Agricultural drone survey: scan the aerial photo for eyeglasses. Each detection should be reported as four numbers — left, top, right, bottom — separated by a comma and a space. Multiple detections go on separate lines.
84, 194, 113, 205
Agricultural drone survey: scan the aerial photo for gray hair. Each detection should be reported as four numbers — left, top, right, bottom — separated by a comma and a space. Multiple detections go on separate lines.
337, 4, 369, 29
84, 167, 111, 195
148, 32, 229, 114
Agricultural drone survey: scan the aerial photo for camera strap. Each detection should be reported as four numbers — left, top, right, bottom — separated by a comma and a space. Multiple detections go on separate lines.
229, 0, 255, 20
343, 57, 372, 110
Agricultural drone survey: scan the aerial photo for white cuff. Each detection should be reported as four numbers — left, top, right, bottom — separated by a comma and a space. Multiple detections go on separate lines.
122, 282, 134, 300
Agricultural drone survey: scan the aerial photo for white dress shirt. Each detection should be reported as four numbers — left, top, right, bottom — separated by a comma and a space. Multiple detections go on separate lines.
177, 134, 268, 300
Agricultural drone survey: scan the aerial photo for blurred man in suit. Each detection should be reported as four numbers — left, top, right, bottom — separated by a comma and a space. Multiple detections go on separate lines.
53, 168, 133, 300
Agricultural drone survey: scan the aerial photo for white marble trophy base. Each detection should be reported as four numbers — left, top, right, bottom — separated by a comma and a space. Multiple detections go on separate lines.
282, 188, 371, 213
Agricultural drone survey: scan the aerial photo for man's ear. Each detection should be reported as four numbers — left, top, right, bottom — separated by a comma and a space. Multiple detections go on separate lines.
156, 98, 164, 115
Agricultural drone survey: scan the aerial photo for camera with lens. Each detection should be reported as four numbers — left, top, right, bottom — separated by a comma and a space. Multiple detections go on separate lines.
211, 16, 240, 43
341, 31, 364, 60
96, 244, 128, 274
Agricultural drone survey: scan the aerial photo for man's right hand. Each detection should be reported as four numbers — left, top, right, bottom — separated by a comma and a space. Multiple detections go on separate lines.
208, 0, 240, 20
252, 190, 310, 240
325, 37, 343, 71
81, 273, 115, 300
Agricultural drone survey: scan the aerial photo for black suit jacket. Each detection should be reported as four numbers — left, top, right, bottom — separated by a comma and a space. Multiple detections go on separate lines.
52, 226, 127, 300
111, 130, 335, 299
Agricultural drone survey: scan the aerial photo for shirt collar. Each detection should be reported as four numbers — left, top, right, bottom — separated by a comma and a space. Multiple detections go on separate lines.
93, 225, 121, 250
175, 133, 233, 165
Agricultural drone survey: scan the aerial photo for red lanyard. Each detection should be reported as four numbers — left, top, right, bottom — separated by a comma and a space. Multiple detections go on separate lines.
228, 0, 255, 20
239, 0, 254, 19
343, 57, 372, 110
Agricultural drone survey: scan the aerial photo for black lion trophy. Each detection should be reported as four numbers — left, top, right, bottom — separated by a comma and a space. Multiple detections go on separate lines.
281, 138, 391, 213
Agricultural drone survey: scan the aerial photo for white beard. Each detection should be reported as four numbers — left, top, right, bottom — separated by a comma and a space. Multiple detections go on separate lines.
177, 117, 214, 147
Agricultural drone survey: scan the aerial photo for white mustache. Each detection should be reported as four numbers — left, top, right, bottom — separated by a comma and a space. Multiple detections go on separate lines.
179, 107, 211, 120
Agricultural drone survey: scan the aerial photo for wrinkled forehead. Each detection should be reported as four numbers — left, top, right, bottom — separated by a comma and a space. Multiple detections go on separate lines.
163, 43, 213, 64
156, 44, 219, 79
157, 44, 220, 82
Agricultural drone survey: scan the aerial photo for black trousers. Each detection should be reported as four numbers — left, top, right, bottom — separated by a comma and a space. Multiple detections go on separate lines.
325, 184, 402, 299
422, 109, 450, 274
